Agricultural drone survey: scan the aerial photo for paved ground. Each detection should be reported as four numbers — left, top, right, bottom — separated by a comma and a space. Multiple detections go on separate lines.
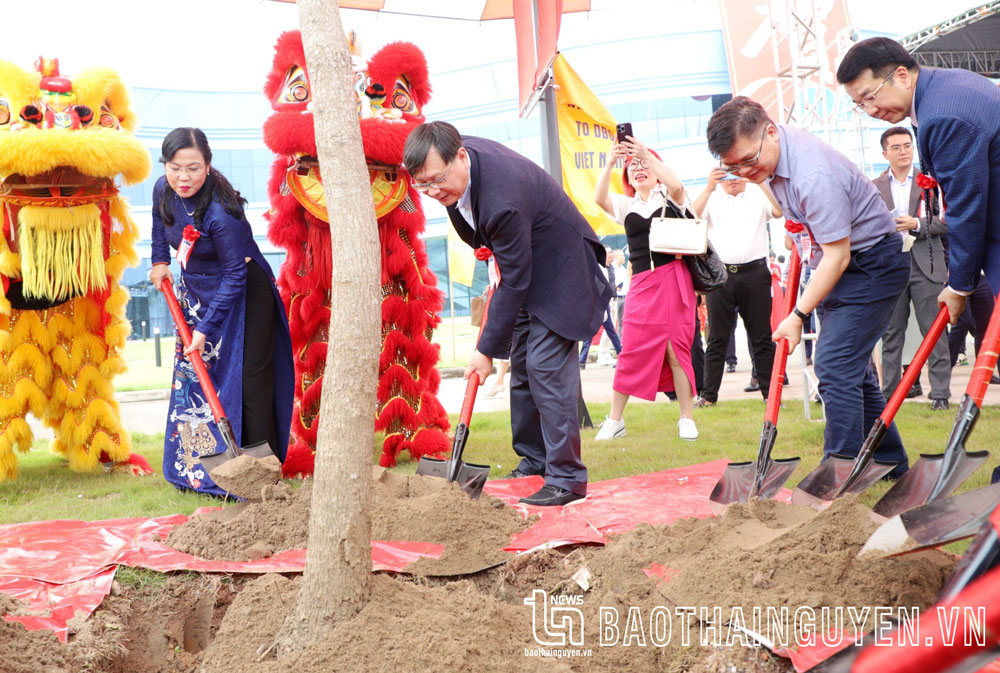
24, 332, 996, 441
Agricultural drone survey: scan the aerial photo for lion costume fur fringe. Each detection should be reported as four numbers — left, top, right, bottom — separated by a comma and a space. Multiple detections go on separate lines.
263, 33, 451, 475
0, 58, 151, 480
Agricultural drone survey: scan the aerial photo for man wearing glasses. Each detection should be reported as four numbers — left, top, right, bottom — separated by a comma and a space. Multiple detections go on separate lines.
837, 36, 1000, 323
706, 96, 910, 479
402, 121, 613, 507
872, 126, 951, 411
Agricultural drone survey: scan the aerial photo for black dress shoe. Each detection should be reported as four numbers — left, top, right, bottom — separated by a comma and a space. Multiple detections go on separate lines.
743, 378, 759, 393
726, 363, 736, 373
991, 374, 1000, 385
931, 398, 950, 411
501, 468, 543, 480
905, 384, 923, 399
519, 485, 585, 507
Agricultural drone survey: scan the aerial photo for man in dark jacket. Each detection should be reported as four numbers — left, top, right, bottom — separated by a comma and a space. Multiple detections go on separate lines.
403, 121, 613, 506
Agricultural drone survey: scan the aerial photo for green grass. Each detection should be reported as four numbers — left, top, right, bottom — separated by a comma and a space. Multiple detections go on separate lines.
429, 315, 478, 369
0, 434, 209, 525
3, 401, 998, 557
117, 339, 174, 391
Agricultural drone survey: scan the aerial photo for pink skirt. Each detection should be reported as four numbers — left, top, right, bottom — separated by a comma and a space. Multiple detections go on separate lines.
613, 260, 696, 401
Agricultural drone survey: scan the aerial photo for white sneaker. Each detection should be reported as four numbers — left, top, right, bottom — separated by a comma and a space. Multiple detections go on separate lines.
595, 416, 626, 440
678, 417, 698, 441
596, 354, 615, 367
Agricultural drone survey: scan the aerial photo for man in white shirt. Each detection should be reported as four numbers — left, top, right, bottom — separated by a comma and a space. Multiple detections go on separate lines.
692, 167, 783, 406
873, 126, 951, 410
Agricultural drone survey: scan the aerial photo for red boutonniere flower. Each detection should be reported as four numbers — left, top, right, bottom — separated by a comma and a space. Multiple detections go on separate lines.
916, 173, 938, 190
182, 224, 201, 242
784, 219, 804, 234
474, 247, 492, 261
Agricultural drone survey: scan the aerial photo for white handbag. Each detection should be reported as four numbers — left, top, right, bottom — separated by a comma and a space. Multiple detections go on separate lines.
648, 200, 708, 255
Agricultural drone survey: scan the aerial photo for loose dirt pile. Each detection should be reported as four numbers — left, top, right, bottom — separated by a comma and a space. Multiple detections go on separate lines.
166, 467, 535, 574
1, 492, 961, 673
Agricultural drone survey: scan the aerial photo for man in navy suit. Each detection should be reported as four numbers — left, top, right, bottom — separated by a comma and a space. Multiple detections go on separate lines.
403, 121, 613, 506
838, 37, 1000, 323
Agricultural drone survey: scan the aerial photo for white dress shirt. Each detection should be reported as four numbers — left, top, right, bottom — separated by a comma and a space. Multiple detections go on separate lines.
704, 184, 771, 265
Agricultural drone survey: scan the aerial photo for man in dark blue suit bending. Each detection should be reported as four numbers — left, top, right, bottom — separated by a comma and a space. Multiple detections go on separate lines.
838, 37, 1000, 323
403, 121, 613, 506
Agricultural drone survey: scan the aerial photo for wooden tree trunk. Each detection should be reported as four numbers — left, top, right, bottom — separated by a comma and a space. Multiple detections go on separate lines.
272, 0, 379, 656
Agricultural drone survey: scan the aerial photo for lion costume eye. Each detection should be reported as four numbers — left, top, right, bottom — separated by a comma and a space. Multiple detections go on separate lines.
97, 101, 120, 129
390, 77, 417, 115
279, 65, 311, 105
0, 99, 9, 126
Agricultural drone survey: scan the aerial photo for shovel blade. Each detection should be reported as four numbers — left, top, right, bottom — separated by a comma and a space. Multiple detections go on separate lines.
792, 455, 856, 503
872, 454, 944, 517
709, 458, 800, 505
927, 449, 990, 504
415, 456, 448, 479
709, 462, 755, 505
241, 441, 275, 460
792, 454, 898, 505
860, 483, 1000, 558
415, 456, 490, 500
454, 462, 491, 500
199, 449, 235, 474
873, 451, 989, 518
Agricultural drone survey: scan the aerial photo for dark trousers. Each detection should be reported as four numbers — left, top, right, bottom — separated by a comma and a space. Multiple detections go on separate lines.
701, 261, 775, 402
510, 310, 587, 495
724, 306, 753, 368
242, 260, 278, 455
579, 307, 622, 363
881, 267, 951, 400
949, 281, 997, 366
814, 235, 910, 478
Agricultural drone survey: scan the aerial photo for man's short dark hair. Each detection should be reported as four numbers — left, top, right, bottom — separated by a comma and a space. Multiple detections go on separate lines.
403, 121, 463, 175
880, 126, 912, 151
836, 37, 918, 85
706, 96, 773, 158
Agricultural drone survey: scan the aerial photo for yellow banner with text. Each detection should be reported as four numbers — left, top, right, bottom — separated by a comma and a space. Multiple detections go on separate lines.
552, 53, 624, 236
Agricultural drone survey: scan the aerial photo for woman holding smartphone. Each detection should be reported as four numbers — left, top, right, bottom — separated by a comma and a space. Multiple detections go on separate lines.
592, 135, 698, 441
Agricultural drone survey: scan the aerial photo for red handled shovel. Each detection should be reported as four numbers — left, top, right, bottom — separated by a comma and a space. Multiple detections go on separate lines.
791, 305, 951, 505
871, 298, 1000, 518
415, 372, 491, 499
414, 281, 495, 500
161, 278, 276, 473
709, 248, 802, 504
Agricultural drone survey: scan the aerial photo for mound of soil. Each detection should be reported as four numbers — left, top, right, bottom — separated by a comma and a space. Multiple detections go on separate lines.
1, 492, 960, 673
166, 468, 535, 575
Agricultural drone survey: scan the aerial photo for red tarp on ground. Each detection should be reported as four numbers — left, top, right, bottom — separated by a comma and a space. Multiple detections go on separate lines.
0, 461, 793, 654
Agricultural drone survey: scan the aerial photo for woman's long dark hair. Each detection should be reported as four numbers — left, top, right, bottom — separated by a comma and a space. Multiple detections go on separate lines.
157, 127, 248, 227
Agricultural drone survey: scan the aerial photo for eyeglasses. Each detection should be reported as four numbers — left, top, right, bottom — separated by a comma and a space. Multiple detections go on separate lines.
626, 159, 649, 171
165, 163, 205, 177
721, 127, 768, 174
853, 70, 895, 113
412, 160, 454, 192
886, 142, 912, 154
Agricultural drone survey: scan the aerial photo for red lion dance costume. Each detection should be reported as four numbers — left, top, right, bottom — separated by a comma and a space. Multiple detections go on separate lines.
0, 58, 152, 480
263, 32, 450, 475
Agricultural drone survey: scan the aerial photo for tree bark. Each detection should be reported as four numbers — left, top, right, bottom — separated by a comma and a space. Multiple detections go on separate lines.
271, 0, 378, 656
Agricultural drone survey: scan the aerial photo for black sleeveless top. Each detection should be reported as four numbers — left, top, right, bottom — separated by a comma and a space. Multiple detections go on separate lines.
624, 198, 690, 274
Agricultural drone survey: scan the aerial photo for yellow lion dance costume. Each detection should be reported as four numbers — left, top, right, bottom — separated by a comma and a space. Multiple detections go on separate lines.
0, 57, 152, 480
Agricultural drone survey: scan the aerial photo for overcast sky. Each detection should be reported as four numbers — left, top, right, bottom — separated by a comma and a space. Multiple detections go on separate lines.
0, 0, 970, 93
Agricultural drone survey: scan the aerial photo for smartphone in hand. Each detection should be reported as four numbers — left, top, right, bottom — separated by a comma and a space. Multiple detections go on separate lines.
615, 122, 633, 145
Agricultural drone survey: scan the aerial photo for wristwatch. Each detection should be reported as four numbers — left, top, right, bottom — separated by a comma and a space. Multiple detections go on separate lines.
792, 307, 811, 322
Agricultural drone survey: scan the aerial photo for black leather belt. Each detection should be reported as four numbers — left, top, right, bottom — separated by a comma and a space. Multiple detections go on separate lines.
724, 258, 767, 274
